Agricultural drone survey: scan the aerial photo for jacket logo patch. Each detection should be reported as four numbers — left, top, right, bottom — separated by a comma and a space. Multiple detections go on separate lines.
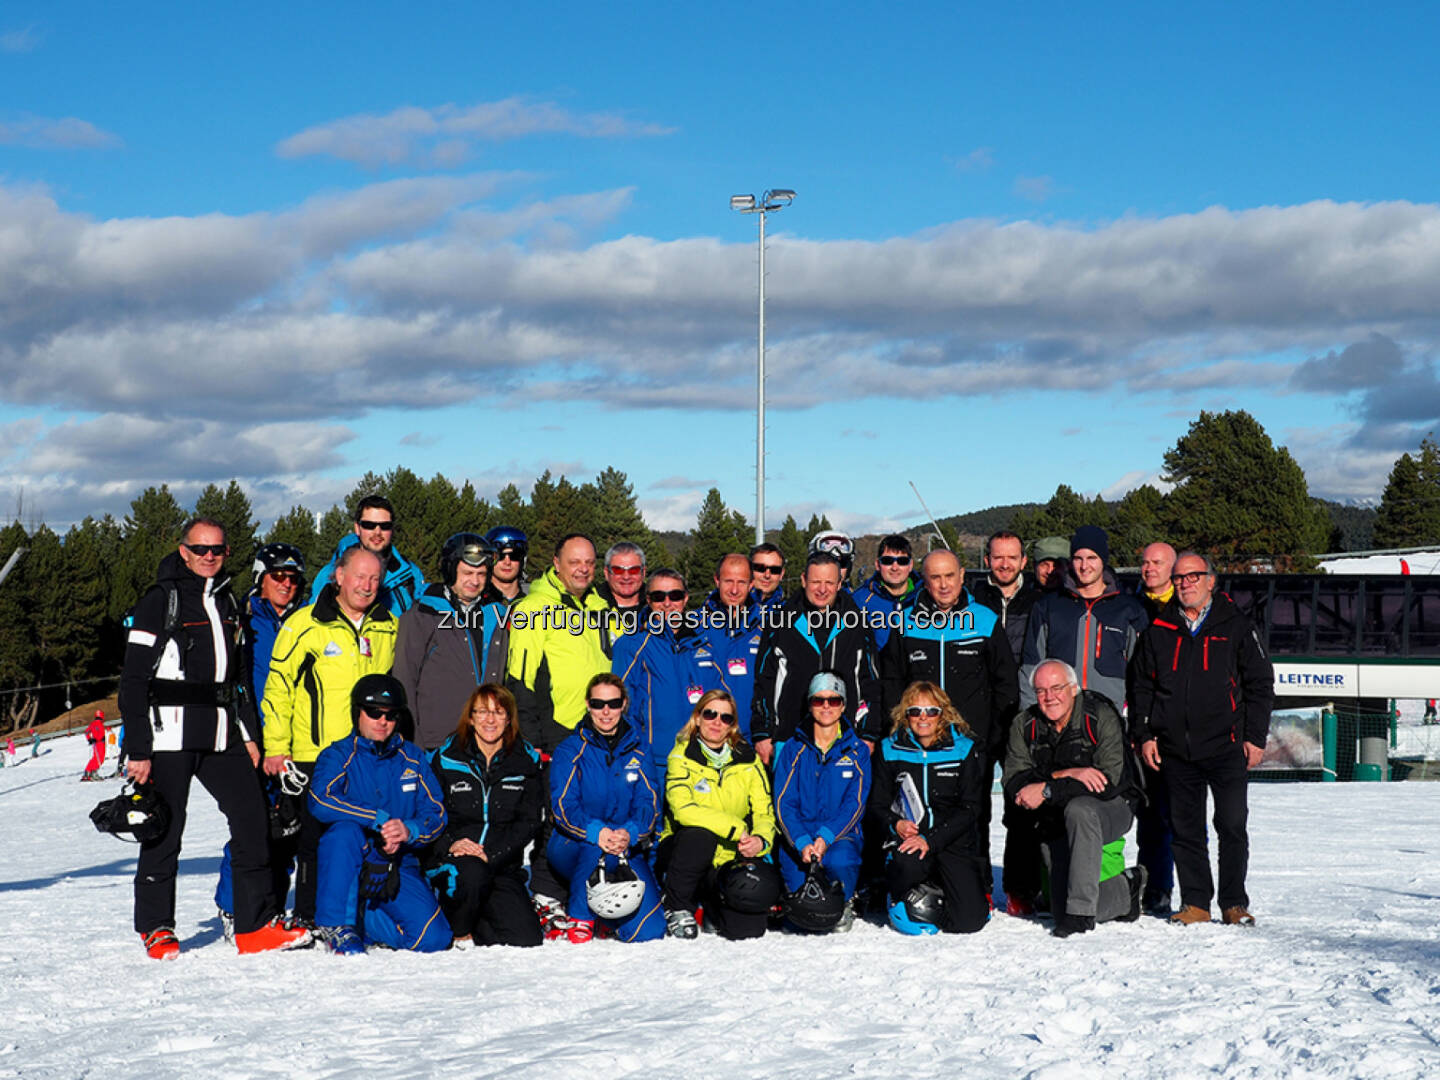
625, 771, 640, 783
625, 756, 645, 770
401, 768, 419, 780
909, 651, 927, 662
728, 658, 748, 675
695, 779, 711, 793
323, 642, 344, 657
359, 636, 372, 658
402, 783, 416, 792
450, 781, 473, 793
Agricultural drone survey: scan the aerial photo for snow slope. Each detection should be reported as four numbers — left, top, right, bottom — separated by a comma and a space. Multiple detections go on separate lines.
2, 734, 1438, 1079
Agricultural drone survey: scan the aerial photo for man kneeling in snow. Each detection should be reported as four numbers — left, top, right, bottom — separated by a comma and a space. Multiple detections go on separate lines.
310, 675, 452, 955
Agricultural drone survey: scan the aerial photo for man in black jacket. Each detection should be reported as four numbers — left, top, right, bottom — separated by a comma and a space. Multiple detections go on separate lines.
121, 517, 310, 959
969, 530, 1040, 664
1002, 659, 1146, 938
1129, 552, 1273, 928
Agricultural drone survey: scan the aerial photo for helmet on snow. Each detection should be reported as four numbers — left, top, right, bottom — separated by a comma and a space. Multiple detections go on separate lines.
90, 781, 171, 844
808, 530, 854, 573
888, 882, 945, 936
484, 526, 529, 563
717, 858, 784, 915
586, 854, 646, 921
783, 861, 846, 932
440, 532, 494, 586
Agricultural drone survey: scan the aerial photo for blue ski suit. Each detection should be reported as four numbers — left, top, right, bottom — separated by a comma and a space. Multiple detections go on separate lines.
773, 717, 872, 898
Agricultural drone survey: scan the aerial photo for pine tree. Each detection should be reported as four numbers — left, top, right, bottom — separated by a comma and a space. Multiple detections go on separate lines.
65, 517, 119, 680
1111, 485, 1166, 566
120, 486, 187, 609
591, 467, 655, 558
195, 481, 258, 594
0, 522, 36, 731
494, 484, 532, 537
684, 490, 752, 589
529, 473, 598, 580
775, 514, 807, 590
265, 506, 322, 574
1373, 440, 1440, 548
316, 505, 352, 569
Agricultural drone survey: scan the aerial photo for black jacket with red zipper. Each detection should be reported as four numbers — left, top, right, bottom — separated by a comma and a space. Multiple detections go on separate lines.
1128, 593, 1274, 762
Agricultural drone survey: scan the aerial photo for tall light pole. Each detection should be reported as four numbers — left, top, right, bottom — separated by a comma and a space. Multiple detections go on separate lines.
730, 188, 795, 545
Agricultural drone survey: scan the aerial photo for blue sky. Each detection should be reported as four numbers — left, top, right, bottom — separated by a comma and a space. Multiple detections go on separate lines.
3, 3, 1440, 537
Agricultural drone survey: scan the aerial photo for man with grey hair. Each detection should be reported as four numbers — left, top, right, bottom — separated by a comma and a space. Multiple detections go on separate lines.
1003, 658, 1146, 938
1130, 550, 1272, 928
597, 541, 647, 615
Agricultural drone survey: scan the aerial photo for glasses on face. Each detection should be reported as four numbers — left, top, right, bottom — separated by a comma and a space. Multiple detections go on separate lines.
608, 564, 644, 577
648, 589, 686, 603
184, 543, 227, 557
905, 706, 942, 718
700, 707, 735, 722
361, 705, 397, 721
750, 563, 783, 575
1171, 571, 1208, 586
588, 697, 624, 711
358, 519, 394, 532
878, 555, 912, 567
472, 707, 508, 718
1035, 684, 1074, 699
269, 571, 302, 584
810, 695, 844, 708
496, 550, 522, 562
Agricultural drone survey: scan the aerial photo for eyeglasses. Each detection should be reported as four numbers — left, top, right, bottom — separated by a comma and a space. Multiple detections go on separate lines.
358, 519, 394, 532
810, 695, 844, 708
878, 555, 912, 567
183, 543, 227, 557
1035, 684, 1074, 699
269, 571, 302, 584
905, 706, 942, 718
471, 707, 508, 718
648, 589, 686, 602
750, 563, 784, 575
700, 708, 735, 722
361, 705, 397, 721
608, 564, 644, 576
588, 697, 624, 711
1171, 571, 1208, 586
495, 550, 523, 562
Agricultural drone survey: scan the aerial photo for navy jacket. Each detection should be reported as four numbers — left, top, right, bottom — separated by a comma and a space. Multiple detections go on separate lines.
773, 718, 872, 853
852, 571, 920, 651
549, 719, 661, 849
310, 729, 448, 863
697, 592, 764, 739
1020, 567, 1148, 711
612, 621, 728, 776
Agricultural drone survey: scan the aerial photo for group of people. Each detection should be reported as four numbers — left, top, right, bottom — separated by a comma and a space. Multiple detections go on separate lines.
115, 498, 1274, 958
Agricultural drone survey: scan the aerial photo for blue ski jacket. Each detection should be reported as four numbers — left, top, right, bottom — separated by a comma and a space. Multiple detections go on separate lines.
312, 533, 426, 617
550, 718, 661, 849
613, 620, 728, 776
697, 591, 763, 739
310, 730, 448, 861
773, 718, 872, 854
852, 571, 919, 650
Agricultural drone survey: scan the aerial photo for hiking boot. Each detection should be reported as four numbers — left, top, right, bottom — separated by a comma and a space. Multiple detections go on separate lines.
1168, 904, 1212, 926
320, 926, 365, 956
1117, 866, 1148, 924
235, 916, 313, 954
665, 909, 699, 940
218, 908, 235, 944
1053, 913, 1096, 939
1142, 887, 1173, 918
1222, 906, 1257, 927
141, 927, 180, 960
566, 919, 595, 944
1005, 894, 1036, 918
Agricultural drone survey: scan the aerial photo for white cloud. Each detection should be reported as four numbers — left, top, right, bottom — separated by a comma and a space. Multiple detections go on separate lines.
0, 26, 40, 53
276, 98, 676, 168
0, 115, 120, 149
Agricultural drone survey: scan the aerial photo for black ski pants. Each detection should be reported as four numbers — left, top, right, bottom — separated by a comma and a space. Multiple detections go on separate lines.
886, 841, 990, 934
428, 856, 542, 947
135, 745, 276, 936
291, 760, 325, 922
658, 827, 771, 940
1164, 746, 1250, 911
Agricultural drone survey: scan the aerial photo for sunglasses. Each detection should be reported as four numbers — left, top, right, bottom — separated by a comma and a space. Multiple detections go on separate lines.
269, 571, 302, 584
906, 706, 942, 718
495, 550, 523, 562
648, 589, 686, 602
588, 697, 624, 711
810, 695, 844, 708
361, 705, 397, 721
700, 707, 735, 722
1171, 571, 1208, 585
750, 563, 783, 575
878, 555, 912, 566
357, 519, 395, 532
183, 543, 227, 557
608, 564, 644, 576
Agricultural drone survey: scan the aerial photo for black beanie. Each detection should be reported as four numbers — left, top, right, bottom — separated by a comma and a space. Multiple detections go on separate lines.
1070, 525, 1110, 564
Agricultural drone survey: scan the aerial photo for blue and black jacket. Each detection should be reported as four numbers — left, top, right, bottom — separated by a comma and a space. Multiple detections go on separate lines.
697, 591, 764, 739
310, 729, 448, 865
1020, 565, 1148, 712
426, 733, 543, 870
878, 587, 1018, 755
312, 533, 426, 617
869, 725, 987, 854
245, 591, 304, 720
613, 618, 729, 775
852, 571, 919, 651
549, 718, 661, 849
773, 717, 871, 856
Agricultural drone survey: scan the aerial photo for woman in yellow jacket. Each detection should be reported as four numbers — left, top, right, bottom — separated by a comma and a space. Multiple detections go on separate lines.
660, 690, 782, 940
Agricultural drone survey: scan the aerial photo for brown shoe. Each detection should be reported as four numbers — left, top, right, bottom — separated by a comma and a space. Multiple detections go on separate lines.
1222, 906, 1256, 927
1168, 904, 1212, 925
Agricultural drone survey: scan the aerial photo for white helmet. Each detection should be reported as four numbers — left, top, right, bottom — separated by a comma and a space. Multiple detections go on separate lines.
586, 855, 646, 921
808, 530, 854, 573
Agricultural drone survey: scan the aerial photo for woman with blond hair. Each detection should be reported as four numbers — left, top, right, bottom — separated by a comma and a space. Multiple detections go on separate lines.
424, 683, 544, 947
659, 690, 780, 940
868, 681, 989, 934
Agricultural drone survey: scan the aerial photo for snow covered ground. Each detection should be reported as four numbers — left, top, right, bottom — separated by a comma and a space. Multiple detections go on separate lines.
3, 734, 1439, 1080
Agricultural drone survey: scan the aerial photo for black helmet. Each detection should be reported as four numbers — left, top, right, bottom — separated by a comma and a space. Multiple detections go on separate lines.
484, 526, 528, 562
888, 882, 945, 936
783, 861, 846, 932
351, 674, 408, 725
717, 858, 784, 915
252, 542, 306, 581
440, 532, 494, 587
90, 781, 171, 844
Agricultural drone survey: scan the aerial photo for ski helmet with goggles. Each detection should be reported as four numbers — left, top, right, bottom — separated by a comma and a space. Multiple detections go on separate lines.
586, 854, 646, 921
441, 532, 494, 587
808, 530, 854, 573
888, 881, 945, 936
351, 673, 408, 726
783, 860, 847, 931
718, 858, 784, 915
90, 781, 172, 843
252, 542, 305, 581
484, 526, 529, 564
